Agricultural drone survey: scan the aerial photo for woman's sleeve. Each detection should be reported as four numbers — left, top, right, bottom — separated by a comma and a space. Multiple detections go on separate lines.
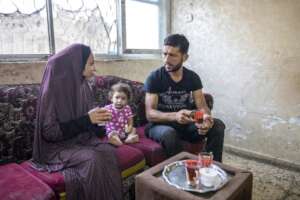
59, 115, 92, 140
40, 91, 94, 142
60, 115, 106, 139
89, 124, 106, 138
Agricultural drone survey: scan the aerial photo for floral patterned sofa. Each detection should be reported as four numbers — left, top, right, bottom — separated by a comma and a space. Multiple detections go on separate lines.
0, 75, 213, 200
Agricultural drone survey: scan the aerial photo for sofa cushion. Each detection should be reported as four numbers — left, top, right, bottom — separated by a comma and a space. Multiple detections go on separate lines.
132, 127, 206, 166
20, 145, 146, 192
116, 144, 146, 178
0, 163, 55, 200
129, 126, 166, 166
20, 161, 65, 194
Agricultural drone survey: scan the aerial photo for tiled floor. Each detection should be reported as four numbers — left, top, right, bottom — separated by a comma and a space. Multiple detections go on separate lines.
223, 152, 300, 200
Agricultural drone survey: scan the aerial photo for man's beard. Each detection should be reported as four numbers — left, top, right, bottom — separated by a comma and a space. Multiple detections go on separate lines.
165, 62, 183, 72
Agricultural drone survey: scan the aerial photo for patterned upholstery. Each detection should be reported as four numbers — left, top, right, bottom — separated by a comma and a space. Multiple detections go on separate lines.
0, 75, 213, 199
0, 75, 213, 165
0, 84, 39, 163
0, 76, 147, 164
0, 76, 149, 200
94, 75, 147, 127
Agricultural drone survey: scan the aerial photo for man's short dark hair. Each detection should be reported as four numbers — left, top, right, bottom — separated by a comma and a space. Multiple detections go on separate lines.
164, 34, 189, 54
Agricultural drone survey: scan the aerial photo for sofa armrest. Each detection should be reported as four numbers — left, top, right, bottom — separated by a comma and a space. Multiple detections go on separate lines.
204, 93, 213, 110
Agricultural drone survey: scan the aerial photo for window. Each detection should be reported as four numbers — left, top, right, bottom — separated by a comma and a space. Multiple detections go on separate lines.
52, 0, 118, 54
0, 0, 49, 55
0, 0, 170, 60
123, 0, 169, 54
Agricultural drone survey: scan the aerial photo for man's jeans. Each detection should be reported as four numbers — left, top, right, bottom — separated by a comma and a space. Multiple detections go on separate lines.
147, 118, 225, 162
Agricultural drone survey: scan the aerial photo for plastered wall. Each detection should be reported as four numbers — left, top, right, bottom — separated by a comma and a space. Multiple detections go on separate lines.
172, 0, 300, 163
0, 59, 160, 85
94, 59, 161, 83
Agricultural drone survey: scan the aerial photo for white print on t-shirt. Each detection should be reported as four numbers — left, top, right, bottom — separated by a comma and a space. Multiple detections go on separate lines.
158, 87, 190, 111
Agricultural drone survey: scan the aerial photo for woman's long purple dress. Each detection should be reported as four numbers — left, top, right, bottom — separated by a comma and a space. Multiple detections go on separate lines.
32, 44, 123, 200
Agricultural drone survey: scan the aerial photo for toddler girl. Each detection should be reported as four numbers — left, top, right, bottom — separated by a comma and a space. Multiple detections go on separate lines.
105, 83, 139, 146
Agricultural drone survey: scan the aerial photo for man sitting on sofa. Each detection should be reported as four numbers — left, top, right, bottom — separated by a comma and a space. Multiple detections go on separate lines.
144, 34, 225, 162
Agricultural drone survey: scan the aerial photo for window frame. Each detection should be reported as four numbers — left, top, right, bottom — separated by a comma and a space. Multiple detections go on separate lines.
120, 0, 170, 54
0, 0, 170, 61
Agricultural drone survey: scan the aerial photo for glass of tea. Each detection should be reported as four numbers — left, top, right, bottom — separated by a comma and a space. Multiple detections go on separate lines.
198, 152, 213, 168
190, 110, 204, 123
184, 160, 200, 186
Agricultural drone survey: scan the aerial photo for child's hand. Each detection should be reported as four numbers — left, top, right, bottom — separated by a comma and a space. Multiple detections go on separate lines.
124, 124, 132, 133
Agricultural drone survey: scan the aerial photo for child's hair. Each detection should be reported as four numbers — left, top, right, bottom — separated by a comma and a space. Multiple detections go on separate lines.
109, 82, 132, 101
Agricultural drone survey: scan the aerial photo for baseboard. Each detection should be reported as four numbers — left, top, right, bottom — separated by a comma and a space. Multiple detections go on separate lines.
224, 144, 300, 173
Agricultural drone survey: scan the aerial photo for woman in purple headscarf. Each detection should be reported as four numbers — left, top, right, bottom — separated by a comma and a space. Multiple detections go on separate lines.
32, 44, 123, 200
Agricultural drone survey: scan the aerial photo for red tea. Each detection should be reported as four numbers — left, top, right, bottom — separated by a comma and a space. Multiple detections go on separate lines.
199, 152, 213, 167
185, 160, 199, 186
191, 110, 204, 123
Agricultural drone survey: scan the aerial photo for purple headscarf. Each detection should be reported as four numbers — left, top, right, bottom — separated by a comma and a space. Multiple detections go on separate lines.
32, 44, 123, 200
33, 43, 93, 163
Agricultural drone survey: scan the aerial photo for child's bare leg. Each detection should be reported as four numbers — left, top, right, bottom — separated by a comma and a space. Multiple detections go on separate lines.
131, 127, 136, 135
125, 128, 139, 144
108, 131, 123, 146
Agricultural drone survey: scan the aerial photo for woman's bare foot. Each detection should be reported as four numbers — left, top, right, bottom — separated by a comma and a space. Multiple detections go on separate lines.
125, 134, 139, 144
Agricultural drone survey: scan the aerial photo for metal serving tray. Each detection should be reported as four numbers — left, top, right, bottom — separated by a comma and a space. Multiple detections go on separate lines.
162, 160, 229, 193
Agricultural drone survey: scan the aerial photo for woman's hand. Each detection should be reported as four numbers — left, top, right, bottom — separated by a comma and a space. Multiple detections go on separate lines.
88, 107, 112, 124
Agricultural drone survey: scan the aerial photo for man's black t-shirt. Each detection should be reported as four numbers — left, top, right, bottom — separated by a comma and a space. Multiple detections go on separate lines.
144, 66, 203, 112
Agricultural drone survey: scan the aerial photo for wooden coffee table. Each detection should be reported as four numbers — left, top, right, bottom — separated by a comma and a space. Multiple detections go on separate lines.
135, 152, 252, 200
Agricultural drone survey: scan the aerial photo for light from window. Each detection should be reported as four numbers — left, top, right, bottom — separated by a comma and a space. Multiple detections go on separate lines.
125, 0, 159, 49
0, 0, 49, 54
52, 0, 117, 54
0, 0, 169, 58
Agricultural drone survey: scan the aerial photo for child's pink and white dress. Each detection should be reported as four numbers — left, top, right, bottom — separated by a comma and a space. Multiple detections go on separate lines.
104, 104, 133, 139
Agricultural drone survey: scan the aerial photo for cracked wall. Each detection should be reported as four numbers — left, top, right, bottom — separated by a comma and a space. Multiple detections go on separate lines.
0, 59, 160, 85
172, 0, 300, 163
